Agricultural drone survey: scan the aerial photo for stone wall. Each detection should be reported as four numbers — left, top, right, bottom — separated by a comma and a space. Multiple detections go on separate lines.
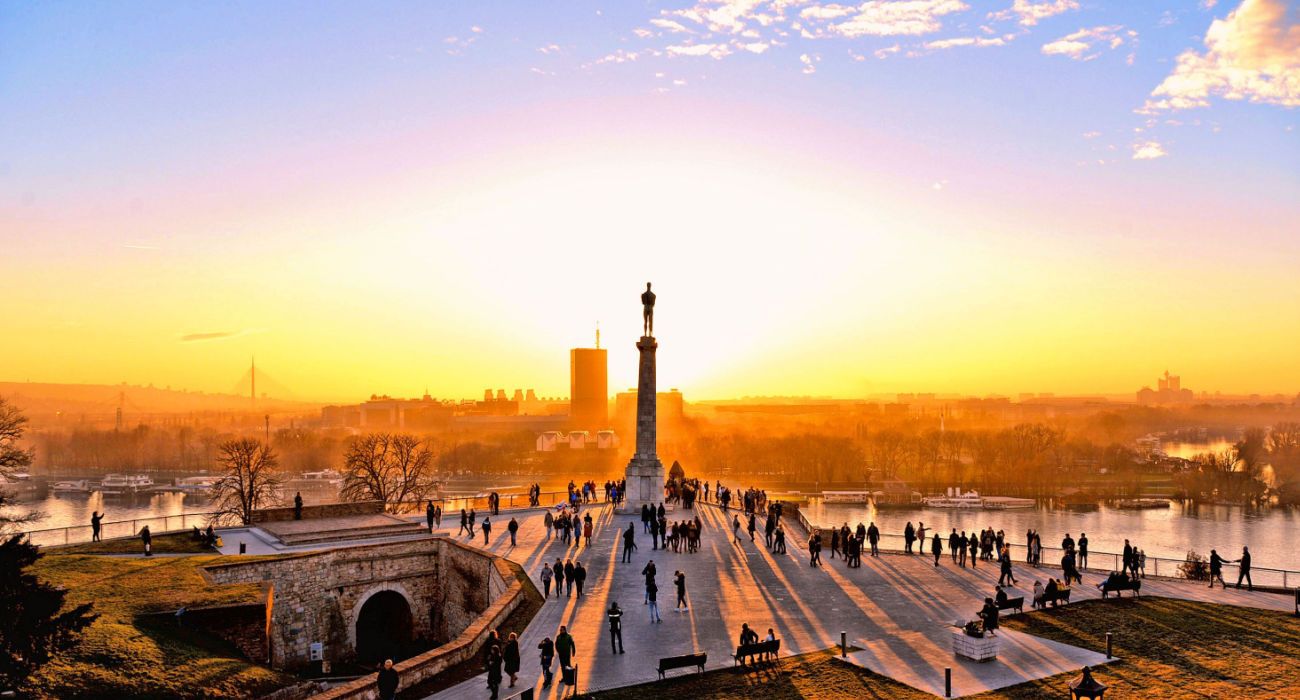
306, 557, 525, 700
176, 601, 271, 663
204, 539, 441, 669
251, 501, 386, 523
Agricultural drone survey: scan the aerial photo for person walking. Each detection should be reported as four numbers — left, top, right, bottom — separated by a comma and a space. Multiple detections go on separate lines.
931, 532, 942, 567
949, 529, 960, 563
537, 636, 555, 687
809, 532, 822, 567
505, 517, 518, 547
1235, 546, 1253, 591
999, 545, 1017, 586
482, 516, 492, 545
376, 659, 399, 700
140, 525, 152, 556
468, 509, 477, 537
555, 626, 576, 681
732, 514, 743, 546
642, 560, 657, 604
830, 527, 840, 560
503, 633, 521, 688
607, 602, 625, 654
747, 513, 757, 542
622, 522, 637, 562
775, 525, 787, 554
674, 570, 688, 611
1078, 532, 1089, 569
552, 559, 565, 599
574, 561, 587, 597
1208, 549, 1226, 588
968, 532, 978, 569
425, 501, 435, 533
540, 563, 554, 598
90, 511, 105, 542
564, 559, 575, 597
544, 510, 554, 538
485, 644, 503, 700
459, 509, 469, 537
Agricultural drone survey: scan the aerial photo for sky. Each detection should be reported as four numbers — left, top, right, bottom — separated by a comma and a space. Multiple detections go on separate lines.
1, 0, 1298, 403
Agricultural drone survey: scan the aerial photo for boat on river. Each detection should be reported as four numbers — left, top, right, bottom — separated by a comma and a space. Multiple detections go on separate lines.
1114, 498, 1171, 509
52, 479, 91, 494
923, 488, 985, 509
822, 490, 872, 504
98, 473, 155, 496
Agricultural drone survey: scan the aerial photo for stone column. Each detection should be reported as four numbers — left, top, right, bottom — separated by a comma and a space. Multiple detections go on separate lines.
624, 335, 664, 511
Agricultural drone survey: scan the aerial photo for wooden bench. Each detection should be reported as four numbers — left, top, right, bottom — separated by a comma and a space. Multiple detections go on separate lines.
657, 652, 707, 678
996, 596, 1024, 614
1037, 588, 1072, 608
1100, 579, 1141, 598
734, 639, 780, 666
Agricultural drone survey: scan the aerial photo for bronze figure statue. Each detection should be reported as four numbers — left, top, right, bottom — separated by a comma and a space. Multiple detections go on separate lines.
641, 282, 656, 337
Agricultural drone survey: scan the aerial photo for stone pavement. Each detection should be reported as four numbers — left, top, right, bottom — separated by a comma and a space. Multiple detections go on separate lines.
414, 503, 1294, 699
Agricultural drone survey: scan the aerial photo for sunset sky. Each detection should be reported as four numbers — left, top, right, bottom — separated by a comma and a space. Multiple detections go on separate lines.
2, 0, 1298, 402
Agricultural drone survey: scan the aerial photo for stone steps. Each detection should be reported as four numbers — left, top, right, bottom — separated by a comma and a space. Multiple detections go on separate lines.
274, 520, 429, 546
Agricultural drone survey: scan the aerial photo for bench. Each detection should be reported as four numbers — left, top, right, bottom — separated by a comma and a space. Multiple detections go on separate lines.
1036, 588, 1072, 608
996, 596, 1024, 614
1100, 579, 1141, 598
734, 639, 780, 666
657, 652, 707, 678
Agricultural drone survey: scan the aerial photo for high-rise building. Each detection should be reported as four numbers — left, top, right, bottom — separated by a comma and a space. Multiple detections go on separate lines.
570, 347, 608, 429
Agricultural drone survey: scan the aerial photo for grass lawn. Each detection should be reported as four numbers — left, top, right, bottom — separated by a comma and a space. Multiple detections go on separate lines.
23, 553, 293, 700
397, 559, 546, 699
50, 531, 216, 555
583, 597, 1300, 699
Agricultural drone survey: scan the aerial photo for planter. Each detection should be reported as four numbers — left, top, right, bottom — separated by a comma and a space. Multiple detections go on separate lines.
951, 630, 1000, 662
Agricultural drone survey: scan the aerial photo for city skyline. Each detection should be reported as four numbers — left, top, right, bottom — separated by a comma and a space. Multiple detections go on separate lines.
2, 0, 1298, 401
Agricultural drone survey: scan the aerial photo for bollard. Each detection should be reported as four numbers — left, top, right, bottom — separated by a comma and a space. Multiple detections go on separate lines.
841, 631, 847, 657
945, 667, 952, 697
239, 541, 246, 555
1105, 632, 1113, 659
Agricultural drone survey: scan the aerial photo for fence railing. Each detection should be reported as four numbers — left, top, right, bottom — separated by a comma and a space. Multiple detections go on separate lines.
791, 516, 1299, 590
20, 511, 236, 548
389, 489, 592, 515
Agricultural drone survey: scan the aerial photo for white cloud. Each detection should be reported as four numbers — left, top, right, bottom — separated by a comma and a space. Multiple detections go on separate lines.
1082, 130, 1101, 138
924, 34, 1013, 50
875, 44, 902, 59
538, 44, 562, 55
634, 28, 655, 38
1141, 0, 1300, 112
1041, 25, 1129, 61
651, 18, 694, 34
989, 0, 1079, 26
826, 0, 970, 38
471, 25, 483, 33
1201, 0, 1219, 8
801, 4, 856, 20
800, 53, 819, 74
741, 41, 771, 53
1132, 140, 1168, 159
667, 43, 734, 59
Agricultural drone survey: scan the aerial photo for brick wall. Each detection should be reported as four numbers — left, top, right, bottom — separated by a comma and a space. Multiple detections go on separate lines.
251, 501, 386, 523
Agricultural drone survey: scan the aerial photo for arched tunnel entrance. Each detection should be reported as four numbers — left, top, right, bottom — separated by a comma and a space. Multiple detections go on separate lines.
355, 590, 414, 664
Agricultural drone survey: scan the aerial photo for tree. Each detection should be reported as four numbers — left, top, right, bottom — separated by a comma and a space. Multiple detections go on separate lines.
0, 534, 98, 691
340, 433, 438, 512
211, 438, 283, 525
0, 398, 39, 533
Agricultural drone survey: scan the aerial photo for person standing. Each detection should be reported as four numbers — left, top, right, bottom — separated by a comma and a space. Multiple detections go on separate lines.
622, 522, 637, 562
607, 602, 625, 654
503, 633, 520, 688
507, 517, 519, 547
1078, 532, 1089, 569
747, 513, 757, 542
544, 510, 554, 538
809, 532, 822, 567
674, 570, 688, 611
537, 636, 555, 687
481, 516, 492, 545
564, 559, 575, 597
999, 545, 1017, 586
468, 509, 477, 537
931, 532, 943, 567
540, 563, 554, 598
775, 525, 787, 554
830, 527, 840, 560
867, 522, 880, 557
555, 625, 576, 679
425, 501, 435, 533
459, 509, 469, 537
583, 513, 593, 547
1122, 539, 1135, 578
904, 521, 915, 554
140, 525, 152, 556
949, 529, 960, 563
376, 659, 399, 700
733, 514, 743, 546
642, 560, 657, 604
294, 492, 304, 520
916, 522, 927, 553
1235, 546, 1253, 591
647, 578, 662, 622
90, 511, 105, 542
435, 503, 442, 527
958, 532, 968, 567
968, 533, 978, 569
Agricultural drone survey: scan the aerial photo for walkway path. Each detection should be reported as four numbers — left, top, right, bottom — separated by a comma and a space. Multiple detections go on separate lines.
417, 503, 1293, 699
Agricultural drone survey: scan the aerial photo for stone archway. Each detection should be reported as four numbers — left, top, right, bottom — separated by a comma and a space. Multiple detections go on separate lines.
349, 583, 415, 663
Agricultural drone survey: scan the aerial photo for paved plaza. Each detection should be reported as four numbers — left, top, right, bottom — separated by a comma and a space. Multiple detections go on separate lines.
396, 502, 1293, 699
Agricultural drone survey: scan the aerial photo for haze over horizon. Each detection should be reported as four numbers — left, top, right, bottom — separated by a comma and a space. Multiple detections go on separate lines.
3, 1, 1298, 403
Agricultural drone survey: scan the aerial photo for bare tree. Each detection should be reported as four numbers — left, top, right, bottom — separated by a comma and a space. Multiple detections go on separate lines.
211, 438, 283, 525
867, 429, 911, 480
340, 433, 437, 512
0, 398, 41, 533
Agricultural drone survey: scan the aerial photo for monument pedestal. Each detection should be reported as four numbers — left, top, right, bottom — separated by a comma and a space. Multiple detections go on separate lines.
622, 335, 665, 512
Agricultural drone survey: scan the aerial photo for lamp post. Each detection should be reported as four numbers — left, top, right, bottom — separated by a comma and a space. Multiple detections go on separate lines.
1069, 666, 1108, 700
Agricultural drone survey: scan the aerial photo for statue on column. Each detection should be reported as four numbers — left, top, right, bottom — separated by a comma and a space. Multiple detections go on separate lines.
641, 282, 656, 337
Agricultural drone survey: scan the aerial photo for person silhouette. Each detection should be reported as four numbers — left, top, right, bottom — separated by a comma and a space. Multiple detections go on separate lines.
641, 282, 656, 336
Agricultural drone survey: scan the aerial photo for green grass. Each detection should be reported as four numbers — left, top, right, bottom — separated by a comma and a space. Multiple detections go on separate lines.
583, 598, 1300, 699
51, 531, 215, 555
22, 553, 292, 699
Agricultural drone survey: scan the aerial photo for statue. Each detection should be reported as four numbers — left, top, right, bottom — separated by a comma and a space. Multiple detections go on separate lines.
641, 282, 656, 337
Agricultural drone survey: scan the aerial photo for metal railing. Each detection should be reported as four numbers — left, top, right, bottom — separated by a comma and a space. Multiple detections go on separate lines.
390, 489, 595, 515
791, 516, 1299, 590
20, 511, 234, 548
